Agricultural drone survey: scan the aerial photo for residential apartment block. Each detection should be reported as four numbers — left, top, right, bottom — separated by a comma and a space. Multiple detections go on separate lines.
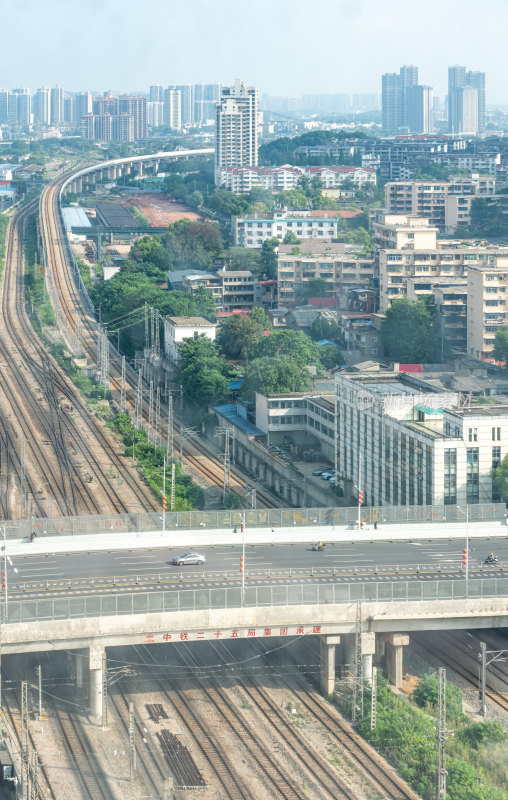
375, 213, 508, 313
336, 368, 506, 507
218, 165, 376, 193
467, 258, 508, 361
167, 268, 256, 312
233, 211, 339, 248
385, 176, 495, 232
163, 316, 216, 363
277, 241, 374, 306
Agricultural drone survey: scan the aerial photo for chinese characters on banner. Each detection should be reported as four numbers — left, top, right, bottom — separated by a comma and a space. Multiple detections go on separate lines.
143, 625, 323, 645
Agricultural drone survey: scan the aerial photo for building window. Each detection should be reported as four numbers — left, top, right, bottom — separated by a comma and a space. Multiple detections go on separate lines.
466, 447, 479, 504
444, 448, 457, 505
492, 427, 501, 441
468, 428, 478, 442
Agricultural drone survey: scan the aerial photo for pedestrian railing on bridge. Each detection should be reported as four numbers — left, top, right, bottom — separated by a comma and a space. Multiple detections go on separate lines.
2, 502, 506, 540
4, 575, 508, 624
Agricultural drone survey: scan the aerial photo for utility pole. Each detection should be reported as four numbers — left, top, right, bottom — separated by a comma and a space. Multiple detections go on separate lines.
150, 306, 155, 358
76, 314, 83, 356
144, 302, 149, 351
155, 386, 161, 447
21, 680, 29, 800
36, 665, 42, 721
128, 702, 136, 781
162, 457, 167, 534
135, 368, 142, 429
154, 309, 160, 357
437, 667, 447, 800
370, 667, 377, 730
352, 601, 363, 724
216, 427, 232, 502
30, 750, 38, 800
21, 434, 26, 518
479, 640, 487, 716
102, 651, 108, 730
166, 395, 174, 462
170, 463, 176, 511
148, 380, 154, 442
120, 356, 126, 413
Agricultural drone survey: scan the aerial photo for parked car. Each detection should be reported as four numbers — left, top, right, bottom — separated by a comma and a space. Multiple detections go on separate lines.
312, 468, 326, 476
321, 471, 335, 480
170, 552, 206, 566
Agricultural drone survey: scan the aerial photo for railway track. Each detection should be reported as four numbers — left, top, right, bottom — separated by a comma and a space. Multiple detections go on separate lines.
413, 630, 508, 714
0, 198, 157, 519
3, 682, 56, 800
39, 171, 283, 510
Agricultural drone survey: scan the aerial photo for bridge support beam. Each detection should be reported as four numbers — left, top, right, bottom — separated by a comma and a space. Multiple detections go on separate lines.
320, 635, 341, 696
76, 651, 84, 688
89, 645, 104, 719
384, 633, 409, 688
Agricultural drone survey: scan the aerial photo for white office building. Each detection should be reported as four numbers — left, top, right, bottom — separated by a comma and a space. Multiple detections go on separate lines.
336, 369, 508, 507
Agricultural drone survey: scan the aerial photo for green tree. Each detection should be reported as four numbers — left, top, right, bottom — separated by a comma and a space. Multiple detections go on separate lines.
318, 344, 344, 370
494, 326, 508, 364
208, 188, 250, 218
249, 329, 321, 369
282, 231, 301, 245
260, 237, 279, 279
311, 317, 344, 344
176, 335, 229, 407
242, 355, 313, 400
294, 277, 330, 304
216, 312, 269, 360
381, 298, 439, 363
225, 247, 262, 274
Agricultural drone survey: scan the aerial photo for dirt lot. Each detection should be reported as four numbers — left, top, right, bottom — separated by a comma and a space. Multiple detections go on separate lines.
111, 193, 202, 226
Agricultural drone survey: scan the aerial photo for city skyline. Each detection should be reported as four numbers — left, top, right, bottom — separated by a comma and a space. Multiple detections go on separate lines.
2, 0, 508, 102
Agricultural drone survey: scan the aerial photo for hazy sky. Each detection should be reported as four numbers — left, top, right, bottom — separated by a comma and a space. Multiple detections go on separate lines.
2, 0, 507, 102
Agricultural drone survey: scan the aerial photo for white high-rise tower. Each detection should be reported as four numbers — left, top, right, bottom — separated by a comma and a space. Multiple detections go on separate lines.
215, 79, 258, 185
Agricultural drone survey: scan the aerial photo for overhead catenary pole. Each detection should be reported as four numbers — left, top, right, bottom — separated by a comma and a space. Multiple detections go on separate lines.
128, 702, 136, 780
144, 302, 149, 351
167, 394, 174, 462
170, 463, 176, 511
148, 380, 154, 442
120, 356, 126, 412
102, 650, 108, 730
370, 666, 377, 730
135, 368, 142, 429
36, 665, 42, 721
480, 640, 487, 716
357, 453, 363, 531
21, 680, 29, 800
437, 667, 447, 800
155, 386, 161, 447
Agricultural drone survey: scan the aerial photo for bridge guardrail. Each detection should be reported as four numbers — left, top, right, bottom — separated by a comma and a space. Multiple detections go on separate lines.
4, 575, 508, 624
10, 562, 506, 595
2, 502, 507, 540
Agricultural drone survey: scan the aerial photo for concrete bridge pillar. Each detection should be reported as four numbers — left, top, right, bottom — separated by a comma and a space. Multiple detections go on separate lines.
385, 633, 409, 688
361, 632, 376, 685
76, 652, 84, 688
320, 635, 341, 696
89, 645, 104, 718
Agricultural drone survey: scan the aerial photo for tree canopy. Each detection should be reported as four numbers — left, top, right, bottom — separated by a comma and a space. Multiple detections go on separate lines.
494, 326, 508, 364
216, 309, 271, 360
249, 329, 322, 369
176, 335, 229, 408
381, 297, 439, 363
242, 355, 313, 401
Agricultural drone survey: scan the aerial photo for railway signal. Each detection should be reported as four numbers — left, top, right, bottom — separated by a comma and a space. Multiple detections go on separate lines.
462, 549, 468, 566
358, 490, 364, 506
162, 496, 167, 511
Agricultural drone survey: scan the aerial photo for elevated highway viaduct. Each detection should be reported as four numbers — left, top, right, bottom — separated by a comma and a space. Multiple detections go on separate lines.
4, 523, 508, 718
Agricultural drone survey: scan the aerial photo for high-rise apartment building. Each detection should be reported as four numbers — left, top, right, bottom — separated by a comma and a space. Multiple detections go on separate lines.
407, 85, 433, 134
0, 89, 8, 124
9, 88, 31, 127
381, 65, 418, 132
149, 84, 164, 103
34, 87, 51, 125
467, 258, 508, 360
195, 82, 221, 125
176, 84, 194, 125
448, 65, 485, 133
63, 94, 74, 124
75, 91, 92, 122
163, 88, 181, 130
215, 79, 258, 185
118, 95, 147, 139
50, 85, 64, 124
147, 101, 164, 128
